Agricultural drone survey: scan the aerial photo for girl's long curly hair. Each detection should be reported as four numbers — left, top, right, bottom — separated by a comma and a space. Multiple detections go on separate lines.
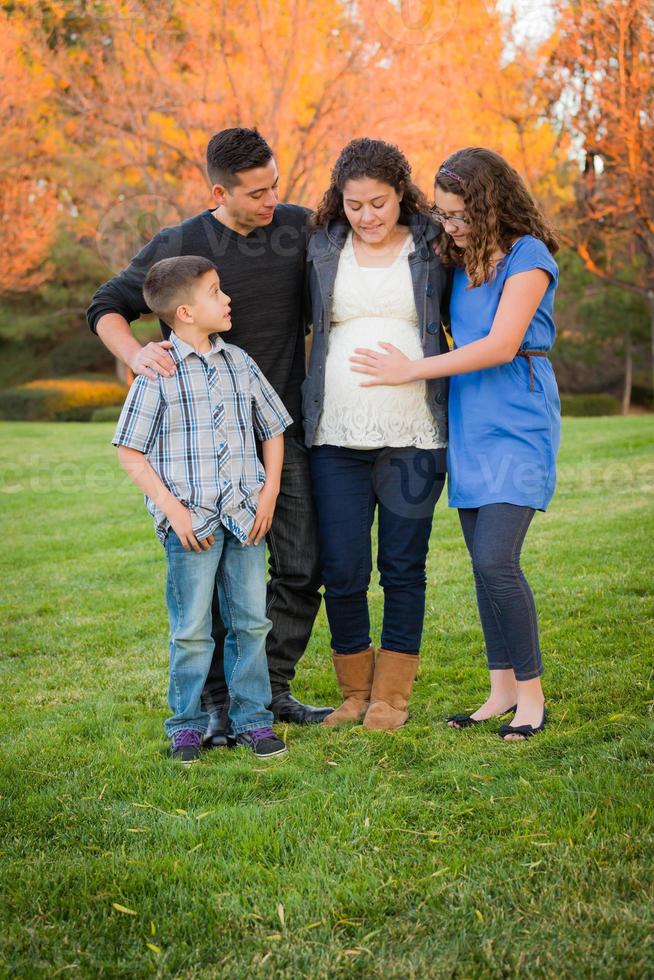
435, 147, 559, 287
313, 138, 429, 227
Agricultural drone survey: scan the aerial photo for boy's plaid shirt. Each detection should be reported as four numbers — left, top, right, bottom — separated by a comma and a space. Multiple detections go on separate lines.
112, 331, 292, 543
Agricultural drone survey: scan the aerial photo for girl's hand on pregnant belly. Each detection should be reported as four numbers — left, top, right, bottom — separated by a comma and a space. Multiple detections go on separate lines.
350, 342, 415, 386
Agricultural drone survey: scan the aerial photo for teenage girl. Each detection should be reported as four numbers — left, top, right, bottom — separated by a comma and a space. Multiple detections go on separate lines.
351, 147, 560, 741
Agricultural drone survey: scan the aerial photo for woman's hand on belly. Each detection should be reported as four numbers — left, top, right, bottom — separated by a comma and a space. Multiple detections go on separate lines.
350, 342, 417, 387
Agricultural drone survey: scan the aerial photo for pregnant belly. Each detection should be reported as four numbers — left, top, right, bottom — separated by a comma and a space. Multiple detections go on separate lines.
326, 317, 423, 396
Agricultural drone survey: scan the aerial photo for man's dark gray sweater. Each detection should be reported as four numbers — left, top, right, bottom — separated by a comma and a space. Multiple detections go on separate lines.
87, 204, 309, 436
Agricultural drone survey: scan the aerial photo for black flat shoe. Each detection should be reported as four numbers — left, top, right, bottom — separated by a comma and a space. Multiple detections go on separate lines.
447, 705, 517, 729
203, 703, 236, 749
499, 707, 547, 740
270, 692, 334, 725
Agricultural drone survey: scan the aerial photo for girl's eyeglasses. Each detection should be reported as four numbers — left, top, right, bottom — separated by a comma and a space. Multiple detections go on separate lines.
430, 206, 468, 227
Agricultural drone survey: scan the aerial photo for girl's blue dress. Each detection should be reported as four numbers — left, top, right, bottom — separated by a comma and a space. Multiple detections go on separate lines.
447, 235, 561, 512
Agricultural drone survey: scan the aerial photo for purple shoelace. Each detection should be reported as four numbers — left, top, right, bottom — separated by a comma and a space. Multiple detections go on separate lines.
248, 728, 275, 741
173, 729, 202, 749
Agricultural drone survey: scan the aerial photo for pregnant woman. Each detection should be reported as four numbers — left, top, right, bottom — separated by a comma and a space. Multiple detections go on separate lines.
303, 138, 450, 731
351, 147, 560, 741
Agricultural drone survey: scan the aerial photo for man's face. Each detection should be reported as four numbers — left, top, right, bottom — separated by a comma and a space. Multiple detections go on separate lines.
213, 160, 280, 234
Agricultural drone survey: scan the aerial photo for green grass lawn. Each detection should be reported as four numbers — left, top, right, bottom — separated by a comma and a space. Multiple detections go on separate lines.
1, 417, 653, 979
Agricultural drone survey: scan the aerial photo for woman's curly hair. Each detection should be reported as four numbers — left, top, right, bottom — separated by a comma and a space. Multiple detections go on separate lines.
434, 147, 559, 287
313, 137, 429, 227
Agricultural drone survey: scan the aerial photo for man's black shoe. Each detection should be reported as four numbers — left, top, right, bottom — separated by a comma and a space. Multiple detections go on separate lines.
270, 692, 334, 725
203, 703, 236, 749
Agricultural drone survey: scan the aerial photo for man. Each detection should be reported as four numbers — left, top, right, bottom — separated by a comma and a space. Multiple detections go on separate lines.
87, 127, 331, 740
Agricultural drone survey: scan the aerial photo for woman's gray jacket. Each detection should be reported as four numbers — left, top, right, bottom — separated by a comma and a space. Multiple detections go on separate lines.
302, 213, 451, 449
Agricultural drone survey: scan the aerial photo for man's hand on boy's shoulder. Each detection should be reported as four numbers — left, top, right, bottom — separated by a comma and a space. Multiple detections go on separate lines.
165, 498, 214, 552
131, 340, 176, 381
247, 482, 280, 546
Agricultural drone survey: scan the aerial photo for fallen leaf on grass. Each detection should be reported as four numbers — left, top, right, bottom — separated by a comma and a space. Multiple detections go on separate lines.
146, 943, 161, 954
112, 903, 137, 916
277, 903, 285, 928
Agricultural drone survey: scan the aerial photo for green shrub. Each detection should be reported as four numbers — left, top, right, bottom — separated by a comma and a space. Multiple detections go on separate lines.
90, 405, 123, 423
0, 377, 127, 421
560, 393, 621, 417
631, 384, 654, 411
48, 334, 115, 377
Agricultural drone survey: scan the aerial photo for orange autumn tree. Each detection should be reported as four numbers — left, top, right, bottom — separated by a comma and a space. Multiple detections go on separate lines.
26, 0, 394, 228
356, 0, 570, 206
2, 0, 568, 293
547, 0, 654, 400
0, 8, 59, 293
34, 0, 567, 227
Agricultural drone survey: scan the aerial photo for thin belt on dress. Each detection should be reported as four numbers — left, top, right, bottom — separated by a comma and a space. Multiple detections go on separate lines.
517, 350, 548, 391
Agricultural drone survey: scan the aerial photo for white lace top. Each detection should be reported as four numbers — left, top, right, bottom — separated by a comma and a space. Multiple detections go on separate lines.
313, 232, 444, 450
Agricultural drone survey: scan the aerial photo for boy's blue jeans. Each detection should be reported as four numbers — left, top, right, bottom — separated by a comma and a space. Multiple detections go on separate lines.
164, 528, 273, 738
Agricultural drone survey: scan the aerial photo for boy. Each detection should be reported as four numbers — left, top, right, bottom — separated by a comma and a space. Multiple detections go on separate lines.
112, 255, 292, 764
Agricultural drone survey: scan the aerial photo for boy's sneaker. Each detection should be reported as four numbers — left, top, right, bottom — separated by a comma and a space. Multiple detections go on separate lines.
170, 729, 203, 766
236, 727, 287, 759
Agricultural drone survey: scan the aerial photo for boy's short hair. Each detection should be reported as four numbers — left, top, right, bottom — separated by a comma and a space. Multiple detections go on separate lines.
143, 255, 216, 325
206, 128, 273, 189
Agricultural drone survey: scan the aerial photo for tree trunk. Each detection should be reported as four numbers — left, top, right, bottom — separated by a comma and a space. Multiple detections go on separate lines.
115, 356, 133, 386
622, 326, 632, 415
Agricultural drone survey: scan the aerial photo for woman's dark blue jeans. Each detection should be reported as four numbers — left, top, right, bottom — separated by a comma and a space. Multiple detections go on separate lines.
310, 445, 445, 654
458, 503, 543, 681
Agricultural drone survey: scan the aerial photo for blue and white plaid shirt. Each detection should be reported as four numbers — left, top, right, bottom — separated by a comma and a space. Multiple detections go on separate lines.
113, 332, 292, 543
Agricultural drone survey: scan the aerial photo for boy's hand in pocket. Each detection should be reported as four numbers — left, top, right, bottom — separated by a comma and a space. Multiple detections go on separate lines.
167, 499, 214, 552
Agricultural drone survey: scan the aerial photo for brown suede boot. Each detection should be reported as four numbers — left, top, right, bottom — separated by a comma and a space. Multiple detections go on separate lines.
322, 647, 375, 726
363, 649, 419, 731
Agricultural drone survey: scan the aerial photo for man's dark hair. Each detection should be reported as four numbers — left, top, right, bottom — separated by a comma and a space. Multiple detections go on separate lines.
206, 127, 273, 189
143, 255, 216, 326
